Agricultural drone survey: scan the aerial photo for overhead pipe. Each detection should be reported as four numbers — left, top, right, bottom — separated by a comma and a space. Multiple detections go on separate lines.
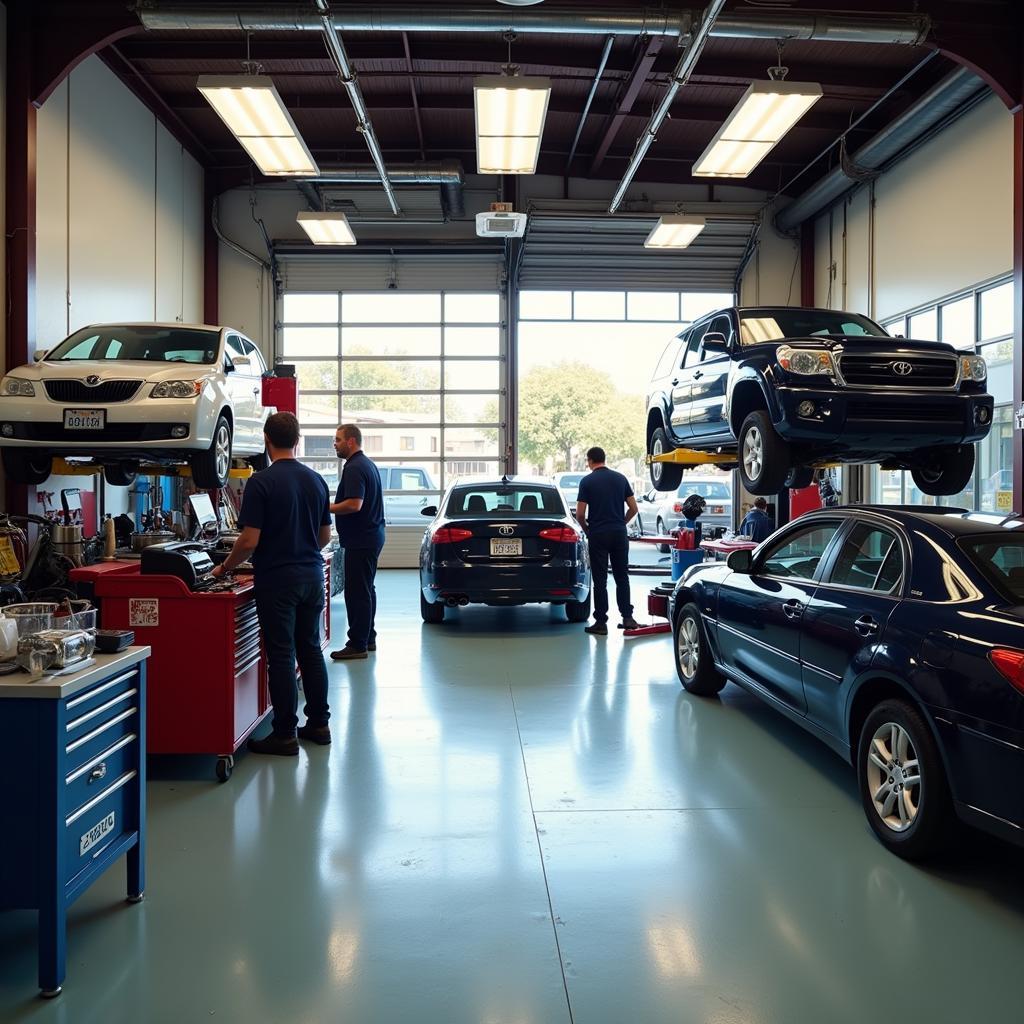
564, 35, 614, 177
607, 0, 726, 215
134, 5, 930, 44
314, 0, 400, 215
775, 67, 988, 233
313, 159, 465, 217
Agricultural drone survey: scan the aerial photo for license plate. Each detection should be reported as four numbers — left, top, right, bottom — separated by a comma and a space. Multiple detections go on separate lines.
490, 539, 522, 557
80, 811, 116, 856
64, 408, 105, 430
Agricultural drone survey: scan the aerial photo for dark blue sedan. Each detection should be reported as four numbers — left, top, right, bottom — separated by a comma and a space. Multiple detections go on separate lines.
419, 477, 591, 624
669, 505, 1024, 859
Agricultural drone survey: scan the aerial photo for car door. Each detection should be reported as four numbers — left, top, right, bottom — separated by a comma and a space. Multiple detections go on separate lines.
240, 337, 269, 439
717, 519, 844, 713
223, 334, 256, 446
669, 326, 703, 439
800, 521, 905, 738
387, 468, 433, 525
688, 313, 734, 441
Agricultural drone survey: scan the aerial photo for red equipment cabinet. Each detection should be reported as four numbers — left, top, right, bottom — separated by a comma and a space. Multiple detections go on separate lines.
262, 375, 297, 416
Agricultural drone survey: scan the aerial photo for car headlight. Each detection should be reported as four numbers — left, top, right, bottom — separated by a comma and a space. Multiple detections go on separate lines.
150, 380, 203, 399
775, 345, 835, 376
1, 376, 35, 397
961, 355, 987, 382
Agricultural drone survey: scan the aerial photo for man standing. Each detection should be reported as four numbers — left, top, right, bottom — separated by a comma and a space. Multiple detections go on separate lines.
211, 412, 332, 754
576, 447, 640, 636
740, 496, 773, 542
330, 424, 385, 661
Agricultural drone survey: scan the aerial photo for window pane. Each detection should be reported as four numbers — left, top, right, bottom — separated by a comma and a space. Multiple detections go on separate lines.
882, 317, 905, 337
761, 524, 840, 580
574, 291, 625, 320
282, 293, 338, 323
982, 338, 1014, 404
829, 525, 902, 593
939, 296, 975, 349
343, 326, 441, 357
979, 405, 1013, 512
442, 460, 500, 483
627, 292, 679, 321
445, 426, 499, 459
282, 327, 339, 357
323, 426, 441, 460
342, 360, 440, 391
294, 360, 338, 392
342, 292, 441, 323
297, 430, 336, 461
445, 293, 500, 323
445, 360, 500, 391
445, 326, 500, 356
341, 394, 440, 424
981, 282, 1013, 340
298, 393, 339, 425
908, 308, 937, 341
519, 291, 571, 320
445, 394, 501, 423
680, 292, 733, 323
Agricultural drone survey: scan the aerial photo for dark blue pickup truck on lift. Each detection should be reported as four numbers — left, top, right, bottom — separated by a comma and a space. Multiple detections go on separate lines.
645, 306, 993, 496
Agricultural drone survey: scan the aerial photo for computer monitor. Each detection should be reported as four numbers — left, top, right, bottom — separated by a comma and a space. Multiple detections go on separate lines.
188, 492, 218, 533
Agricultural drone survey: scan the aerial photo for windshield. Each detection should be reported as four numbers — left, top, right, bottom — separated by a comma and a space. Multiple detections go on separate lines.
959, 536, 1024, 600
46, 326, 220, 364
558, 475, 585, 489
447, 485, 565, 516
678, 481, 730, 499
738, 309, 888, 346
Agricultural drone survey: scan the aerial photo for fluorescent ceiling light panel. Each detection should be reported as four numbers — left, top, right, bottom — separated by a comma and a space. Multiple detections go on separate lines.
644, 216, 706, 249
198, 75, 319, 176
296, 212, 357, 246
474, 76, 551, 174
693, 80, 822, 179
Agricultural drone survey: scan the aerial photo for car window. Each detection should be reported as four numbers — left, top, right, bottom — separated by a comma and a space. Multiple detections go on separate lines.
681, 326, 705, 369
394, 470, 427, 490
738, 308, 888, 346
241, 339, 268, 374
700, 315, 733, 361
828, 524, 903, 593
653, 339, 684, 379
226, 335, 247, 360
759, 522, 842, 581
447, 485, 564, 516
47, 326, 218, 364
959, 536, 1024, 599
677, 481, 730, 499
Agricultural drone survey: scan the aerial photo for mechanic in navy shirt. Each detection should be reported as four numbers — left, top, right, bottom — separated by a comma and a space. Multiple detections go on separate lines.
329, 424, 386, 660
212, 412, 333, 755
740, 496, 773, 542
576, 447, 640, 636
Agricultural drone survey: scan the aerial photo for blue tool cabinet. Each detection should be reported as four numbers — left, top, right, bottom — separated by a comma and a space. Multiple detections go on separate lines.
0, 647, 150, 997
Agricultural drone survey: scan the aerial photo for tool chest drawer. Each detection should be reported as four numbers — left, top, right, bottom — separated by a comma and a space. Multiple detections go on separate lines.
64, 768, 138, 888
63, 668, 139, 721
64, 731, 139, 822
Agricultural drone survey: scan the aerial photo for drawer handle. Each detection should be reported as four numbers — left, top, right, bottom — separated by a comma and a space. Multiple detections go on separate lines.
89, 763, 107, 783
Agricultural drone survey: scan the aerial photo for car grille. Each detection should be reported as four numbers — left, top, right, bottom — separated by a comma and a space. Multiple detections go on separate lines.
838, 353, 957, 389
44, 379, 143, 403
846, 400, 959, 423
12, 423, 188, 442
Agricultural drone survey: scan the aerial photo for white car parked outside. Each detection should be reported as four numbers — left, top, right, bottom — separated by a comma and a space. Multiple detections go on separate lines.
0, 323, 271, 488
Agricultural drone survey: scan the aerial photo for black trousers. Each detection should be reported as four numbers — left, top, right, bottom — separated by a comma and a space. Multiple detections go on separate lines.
255, 579, 329, 737
587, 529, 633, 624
344, 542, 383, 650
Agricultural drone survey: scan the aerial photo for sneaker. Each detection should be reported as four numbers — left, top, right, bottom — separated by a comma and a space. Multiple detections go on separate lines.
247, 733, 299, 756
330, 646, 368, 661
297, 723, 332, 745
584, 622, 608, 636
620, 617, 641, 630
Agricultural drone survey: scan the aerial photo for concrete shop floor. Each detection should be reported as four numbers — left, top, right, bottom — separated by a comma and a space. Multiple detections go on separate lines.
1, 568, 1022, 1023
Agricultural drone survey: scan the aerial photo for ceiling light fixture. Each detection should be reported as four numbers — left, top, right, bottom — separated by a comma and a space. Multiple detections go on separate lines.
296, 211, 357, 246
197, 74, 319, 176
644, 215, 706, 249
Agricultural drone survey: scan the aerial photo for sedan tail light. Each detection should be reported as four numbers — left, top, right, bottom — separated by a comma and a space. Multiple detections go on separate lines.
432, 527, 473, 544
673, 502, 684, 514
539, 527, 580, 543
988, 648, 1024, 695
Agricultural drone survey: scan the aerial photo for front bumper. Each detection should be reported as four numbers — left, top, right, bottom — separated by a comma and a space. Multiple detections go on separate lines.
772, 387, 993, 455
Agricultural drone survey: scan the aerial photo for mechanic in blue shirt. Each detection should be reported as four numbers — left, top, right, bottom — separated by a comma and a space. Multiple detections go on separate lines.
330, 424, 386, 660
740, 496, 773, 543
212, 411, 333, 754
576, 447, 640, 636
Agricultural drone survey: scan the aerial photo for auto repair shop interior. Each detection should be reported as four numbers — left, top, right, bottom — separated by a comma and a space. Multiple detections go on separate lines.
1, 0, 1023, 1020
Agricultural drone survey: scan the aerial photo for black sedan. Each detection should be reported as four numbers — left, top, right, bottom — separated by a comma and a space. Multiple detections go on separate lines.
419, 477, 591, 624
669, 505, 1024, 859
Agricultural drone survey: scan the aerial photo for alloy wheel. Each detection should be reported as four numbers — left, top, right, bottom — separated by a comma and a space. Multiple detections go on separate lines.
743, 425, 763, 481
215, 424, 231, 481
865, 721, 921, 832
652, 435, 665, 485
677, 615, 700, 680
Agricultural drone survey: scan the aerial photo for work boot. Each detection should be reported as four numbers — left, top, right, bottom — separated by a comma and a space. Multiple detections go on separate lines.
584, 622, 608, 636
247, 733, 299, 756
330, 646, 368, 661
620, 617, 641, 630
297, 723, 332, 745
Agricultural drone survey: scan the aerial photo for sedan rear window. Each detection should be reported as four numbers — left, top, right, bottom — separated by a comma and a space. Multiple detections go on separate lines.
447, 485, 564, 516
47, 326, 219, 364
959, 537, 1024, 599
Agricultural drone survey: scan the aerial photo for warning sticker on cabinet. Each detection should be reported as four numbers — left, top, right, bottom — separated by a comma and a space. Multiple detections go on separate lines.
129, 598, 159, 628
80, 811, 116, 856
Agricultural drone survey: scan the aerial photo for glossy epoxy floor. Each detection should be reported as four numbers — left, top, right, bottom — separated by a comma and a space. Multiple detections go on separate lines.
2, 570, 1023, 1023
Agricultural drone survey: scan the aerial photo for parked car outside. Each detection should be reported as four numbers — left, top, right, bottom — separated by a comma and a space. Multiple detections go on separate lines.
419, 477, 590, 623
646, 306, 993, 496
652, 476, 732, 546
0, 323, 270, 488
669, 504, 1024, 859
379, 465, 440, 525
552, 471, 587, 511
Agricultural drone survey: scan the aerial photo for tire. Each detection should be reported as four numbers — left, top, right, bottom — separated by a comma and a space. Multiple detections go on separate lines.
649, 425, 684, 491
656, 518, 670, 555
910, 445, 974, 497
247, 451, 269, 472
1, 449, 52, 485
738, 411, 790, 495
674, 602, 726, 696
857, 699, 952, 860
420, 591, 445, 623
784, 465, 815, 490
191, 415, 232, 489
564, 591, 591, 623
103, 461, 138, 487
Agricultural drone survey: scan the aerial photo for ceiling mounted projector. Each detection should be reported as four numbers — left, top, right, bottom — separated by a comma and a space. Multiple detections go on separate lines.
476, 203, 527, 237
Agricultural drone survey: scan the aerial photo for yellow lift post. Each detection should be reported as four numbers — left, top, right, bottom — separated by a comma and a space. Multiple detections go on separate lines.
646, 448, 738, 470
51, 458, 254, 480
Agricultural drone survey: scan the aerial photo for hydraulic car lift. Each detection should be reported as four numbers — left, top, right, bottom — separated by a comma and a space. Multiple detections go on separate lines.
51, 458, 254, 480
646, 448, 738, 469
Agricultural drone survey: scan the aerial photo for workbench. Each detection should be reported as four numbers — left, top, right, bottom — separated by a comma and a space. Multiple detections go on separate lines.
0, 647, 150, 997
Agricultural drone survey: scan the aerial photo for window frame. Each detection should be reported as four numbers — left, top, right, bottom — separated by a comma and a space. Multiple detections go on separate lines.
754, 518, 846, 583
820, 521, 907, 597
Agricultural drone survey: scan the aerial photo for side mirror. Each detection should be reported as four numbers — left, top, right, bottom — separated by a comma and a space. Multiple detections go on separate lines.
727, 549, 753, 573
33, 350, 48, 362
421, 506, 438, 517
702, 332, 729, 354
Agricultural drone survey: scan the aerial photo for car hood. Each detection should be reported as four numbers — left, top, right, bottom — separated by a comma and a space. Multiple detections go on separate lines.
9, 360, 218, 383
743, 336, 958, 356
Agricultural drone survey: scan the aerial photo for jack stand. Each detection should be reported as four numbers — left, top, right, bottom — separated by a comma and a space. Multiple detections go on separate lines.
623, 581, 675, 638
